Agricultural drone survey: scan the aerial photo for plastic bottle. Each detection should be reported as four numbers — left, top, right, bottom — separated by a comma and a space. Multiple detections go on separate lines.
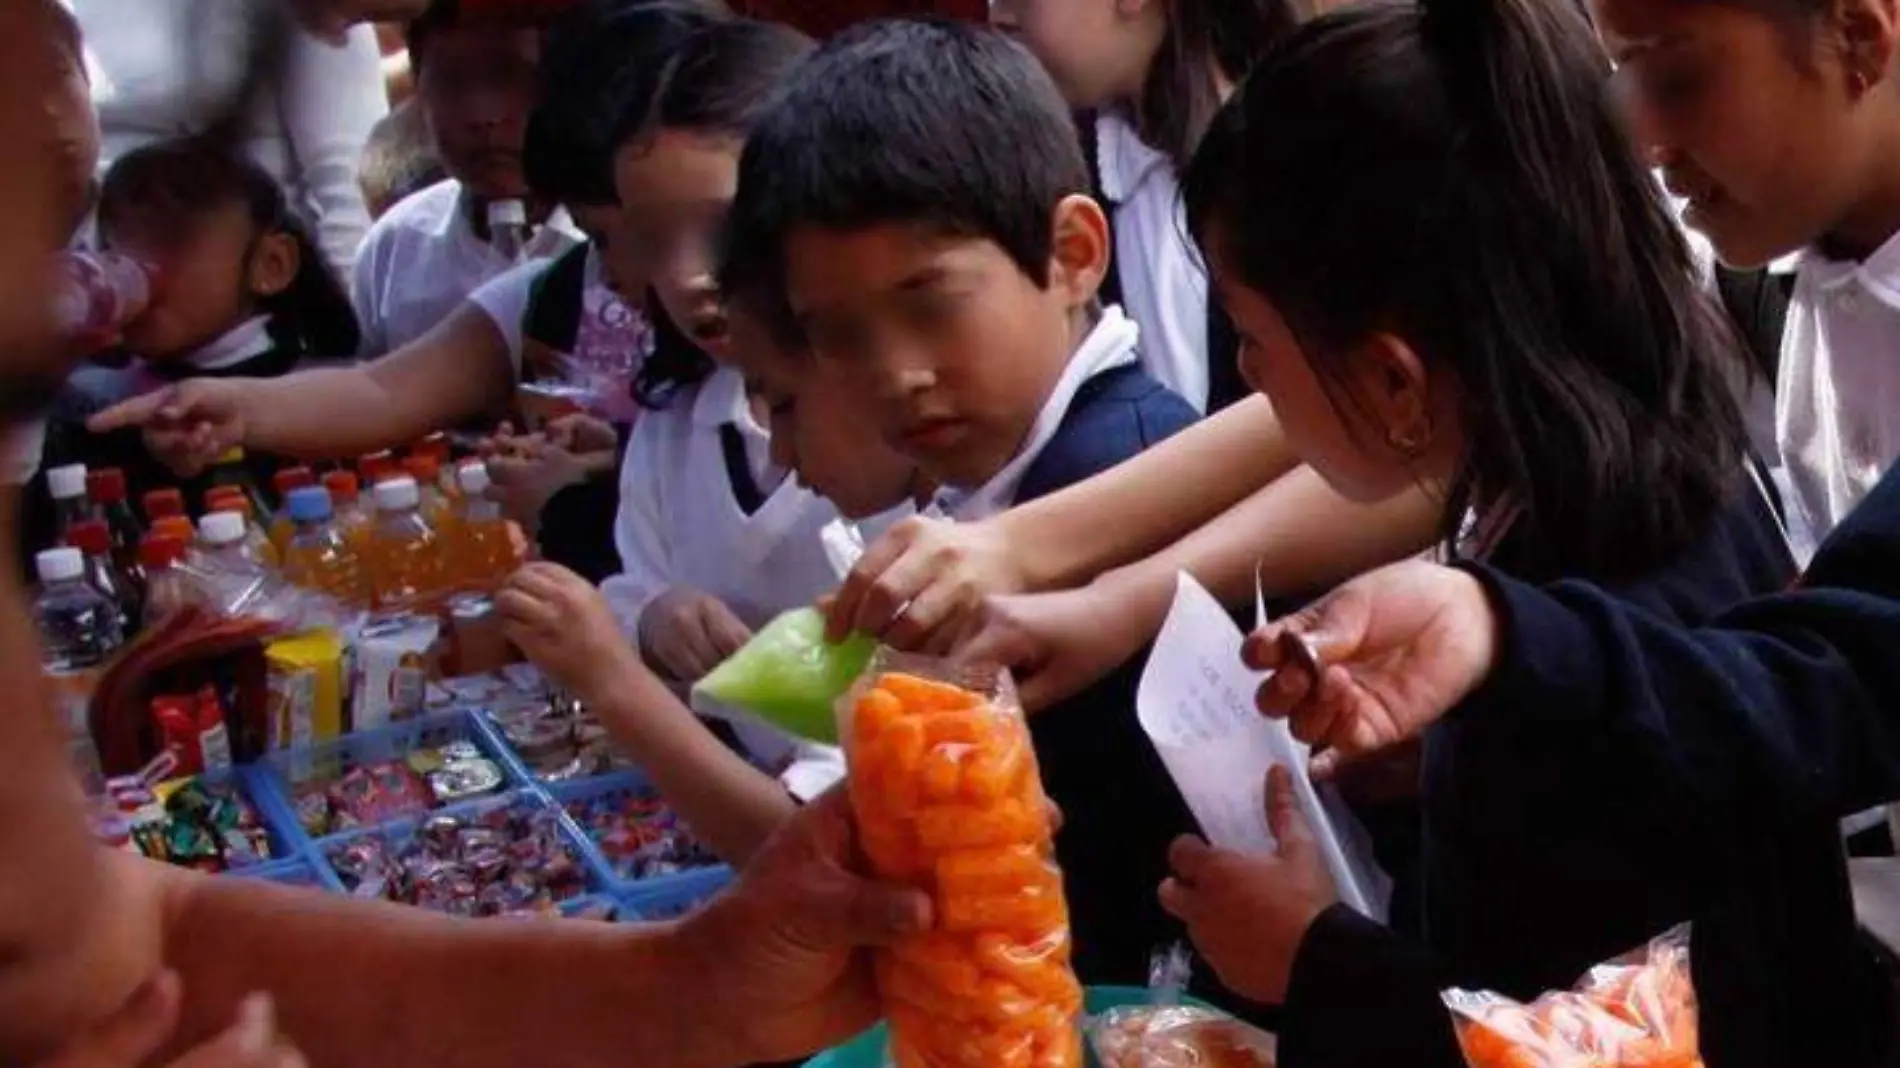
487, 199, 529, 262
139, 534, 199, 625
197, 510, 261, 572
67, 519, 138, 631
360, 451, 398, 487
282, 486, 371, 608
403, 455, 453, 526
45, 463, 94, 539
323, 470, 373, 550
366, 476, 445, 614
86, 468, 145, 575
448, 462, 516, 593
151, 515, 196, 544
34, 546, 125, 789
208, 496, 278, 568
207, 448, 273, 526
142, 487, 185, 525
269, 467, 316, 557
52, 250, 156, 340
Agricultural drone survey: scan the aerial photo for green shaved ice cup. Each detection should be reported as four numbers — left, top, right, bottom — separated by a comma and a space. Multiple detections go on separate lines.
693, 608, 876, 745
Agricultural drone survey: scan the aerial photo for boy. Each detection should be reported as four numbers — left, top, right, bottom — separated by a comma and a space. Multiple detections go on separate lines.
724, 18, 1203, 985
350, 0, 579, 358
357, 99, 446, 219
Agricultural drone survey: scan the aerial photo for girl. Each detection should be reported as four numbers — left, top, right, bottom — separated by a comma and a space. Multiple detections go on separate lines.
501, 16, 929, 865
1161, 0, 1885, 1064
46, 135, 359, 506
989, 0, 1294, 414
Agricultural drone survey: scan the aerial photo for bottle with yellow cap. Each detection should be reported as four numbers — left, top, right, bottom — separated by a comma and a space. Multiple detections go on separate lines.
206, 447, 275, 528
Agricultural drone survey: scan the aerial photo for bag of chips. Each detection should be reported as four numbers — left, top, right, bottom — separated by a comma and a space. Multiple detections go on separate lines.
1086, 945, 1278, 1068
1446, 926, 1702, 1068
842, 652, 1083, 1068
695, 608, 876, 744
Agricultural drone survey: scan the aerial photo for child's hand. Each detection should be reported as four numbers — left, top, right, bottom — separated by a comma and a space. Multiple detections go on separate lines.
484, 447, 586, 533
41, 971, 304, 1068
639, 587, 754, 683
542, 413, 619, 456
497, 562, 645, 700
825, 516, 1024, 648
1159, 766, 1340, 1005
88, 379, 249, 479
954, 583, 1153, 712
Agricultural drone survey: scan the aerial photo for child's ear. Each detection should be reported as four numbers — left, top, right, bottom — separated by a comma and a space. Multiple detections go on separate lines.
1047, 194, 1112, 309
245, 230, 300, 300
1837, 0, 1900, 97
1352, 332, 1440, 460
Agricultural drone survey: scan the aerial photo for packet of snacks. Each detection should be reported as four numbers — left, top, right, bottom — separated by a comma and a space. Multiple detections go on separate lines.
1086, 945, 1277, 1068
1446, 926, 1703, 1068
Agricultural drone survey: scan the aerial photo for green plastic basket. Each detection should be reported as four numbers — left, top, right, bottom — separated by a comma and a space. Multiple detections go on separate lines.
801, 985, 1213, 1068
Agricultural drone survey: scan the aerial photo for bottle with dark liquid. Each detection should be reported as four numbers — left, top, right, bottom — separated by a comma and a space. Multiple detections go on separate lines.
86, 468, 145, 576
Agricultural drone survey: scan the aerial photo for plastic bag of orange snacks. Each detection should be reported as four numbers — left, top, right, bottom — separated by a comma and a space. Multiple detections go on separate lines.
1446, 926, 1703, 1068
842, 653, 1084, 1068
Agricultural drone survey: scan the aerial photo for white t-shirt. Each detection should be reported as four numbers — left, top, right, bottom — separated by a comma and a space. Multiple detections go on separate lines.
351, 179, 581, 358
1095, 112, 1213, 413
467, 247, 653, 423
600, 367, 854, 799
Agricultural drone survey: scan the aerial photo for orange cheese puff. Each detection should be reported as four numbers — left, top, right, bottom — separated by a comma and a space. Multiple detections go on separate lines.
960, 733, 1031, 804
878, 954, 983, 1026
1032, 1023, 1084, 1068
941, 878, 1069, 935
919, 710, 989, 746
919, 745, 966, 803
866, 715, 929, 815
975, 927, 1070, 972
970, 976, 1043, 1027
971, 1028, 1038, 1068
889, 934, 986, 999
857, 815, 925, 881
937, 844, 1051, 896
856, 686, 907, 738
916, 799, 1045, 852
881, 672, 983, 711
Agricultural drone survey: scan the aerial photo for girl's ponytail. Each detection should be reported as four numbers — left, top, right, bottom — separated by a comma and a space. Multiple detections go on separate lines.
1140, 0, 1297, 166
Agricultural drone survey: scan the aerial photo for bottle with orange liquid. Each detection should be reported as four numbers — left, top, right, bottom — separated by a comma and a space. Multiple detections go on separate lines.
269, 467, 316, 557
323, 470, 373, 549
402, 455, 454, 526
446, 462, 517, 593
281, 487, 370, 609
359, 451, 399, 488
365, 476, 445, 614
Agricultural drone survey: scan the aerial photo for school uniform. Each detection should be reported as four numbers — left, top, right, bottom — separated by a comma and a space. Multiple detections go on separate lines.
600, 365, 855, 800
1278, 482, 1894, 1068
1079, 111, 1248, 416
939, 307, 1202, 985
350, 178, 581, 358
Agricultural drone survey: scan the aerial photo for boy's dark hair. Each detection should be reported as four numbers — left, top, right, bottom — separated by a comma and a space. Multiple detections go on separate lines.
1183, 0, 1749, 581
724, 18, 1090, 325
1140, 0, 1298, 167
523, 0, 730, 207
403, 0, 461, 72
98, 137, 361, 359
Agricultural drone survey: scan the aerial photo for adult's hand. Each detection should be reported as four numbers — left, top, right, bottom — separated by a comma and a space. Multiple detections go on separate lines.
956, 583, 1154, 712
37, 971, 303, 1068
825, 516, 1025, 651
1242, 560, 1500, 778
87, 380, 250, 480
673, 790, 932, 1066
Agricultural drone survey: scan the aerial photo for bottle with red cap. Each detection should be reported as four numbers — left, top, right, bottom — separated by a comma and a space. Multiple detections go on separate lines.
403, 454, 453, 526
139, 534, 199, 625
67, 518, 138, 631
45, 463, 95, 540
323, 470, 373, 550
85, 468, 145, 575
150, 516, 196, 545
359, 451, 399, 487
269, 467, 316, 557
142, 487, 185, 526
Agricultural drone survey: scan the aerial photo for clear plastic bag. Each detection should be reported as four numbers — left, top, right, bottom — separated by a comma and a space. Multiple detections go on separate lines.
1446, 926, 1702, 1068
694, 608, 876, 744
841, 652, 1083, 1068
1084, 945, 1278, 1068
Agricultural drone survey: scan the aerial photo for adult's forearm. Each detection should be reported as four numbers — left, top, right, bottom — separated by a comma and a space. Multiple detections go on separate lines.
1000, 396, 1299, 591
593, 673, 797, 865
153, 857, 720, 1068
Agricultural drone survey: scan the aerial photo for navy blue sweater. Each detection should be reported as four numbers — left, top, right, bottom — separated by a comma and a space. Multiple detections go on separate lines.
1280, 476, 1898, 1068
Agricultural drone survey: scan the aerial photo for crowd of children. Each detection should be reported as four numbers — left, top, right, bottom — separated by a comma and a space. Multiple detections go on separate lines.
16, 0, 1900, 1062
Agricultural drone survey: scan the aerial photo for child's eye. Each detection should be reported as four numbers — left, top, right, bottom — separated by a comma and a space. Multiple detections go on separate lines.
1632, 57, 1710, 117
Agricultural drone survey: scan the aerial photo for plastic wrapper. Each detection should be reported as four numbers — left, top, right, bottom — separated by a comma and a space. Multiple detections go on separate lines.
843, 653, 1083, 1068
1088, 1007, 1277, 1068
1446, 926, 1702, 1068
696, 608, 876, 744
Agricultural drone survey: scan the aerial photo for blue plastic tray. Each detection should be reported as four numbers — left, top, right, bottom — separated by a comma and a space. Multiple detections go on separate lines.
547, 770, 733, 899
226, 855, 343, 891
252, 710, 523, 849
616, 870, 732, 920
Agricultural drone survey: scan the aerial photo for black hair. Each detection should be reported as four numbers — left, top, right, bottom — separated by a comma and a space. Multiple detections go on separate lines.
523, 0, 730, 207
606, 18, 814, 406
98, 137, 361, 359
724, 18, 1089, 330
404, 0, 461, 71
1139, 0, 1298, 167
1183, 0, 1749, 580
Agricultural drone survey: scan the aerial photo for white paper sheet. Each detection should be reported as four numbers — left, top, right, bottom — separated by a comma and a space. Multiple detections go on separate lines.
1137, 571, 1391, 919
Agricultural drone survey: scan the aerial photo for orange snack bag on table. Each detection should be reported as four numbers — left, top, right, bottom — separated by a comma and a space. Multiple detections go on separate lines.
1446, 926, 1703, 1068
844, 656, 1083, 1068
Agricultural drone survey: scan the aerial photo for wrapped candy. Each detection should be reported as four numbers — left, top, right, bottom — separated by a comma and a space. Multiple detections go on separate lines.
324, 804, 588, 917
111, 776, 277, 872
565, 791, 718, 879
1447, 926, 1702, 1068
293, 745, 505, 837
843, 656, 1082, 1068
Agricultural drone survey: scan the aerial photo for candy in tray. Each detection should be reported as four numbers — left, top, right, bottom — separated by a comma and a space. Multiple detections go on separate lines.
293, 740, 505, 837
490, 691, 629, 782
565, 789, 719, 880
325, 802, 588, 917
97, 774, 276, 873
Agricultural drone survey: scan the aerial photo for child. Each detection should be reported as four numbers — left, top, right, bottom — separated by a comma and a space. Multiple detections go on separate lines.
357, 99, 446, 220
351, 0, 578, 357
990, 0, 1294, 414
44, 137, 359, 507
724, 17, 1202, 985
1162, 0, 1880, 1063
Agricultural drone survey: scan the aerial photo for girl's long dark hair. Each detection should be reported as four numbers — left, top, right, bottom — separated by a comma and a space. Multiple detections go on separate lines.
1140, 0, 1297, 166
1183, 0, 1750, 580
97, 137, 361, 358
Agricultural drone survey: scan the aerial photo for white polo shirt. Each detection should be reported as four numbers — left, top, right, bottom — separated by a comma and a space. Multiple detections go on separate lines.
352, 179, 581, 358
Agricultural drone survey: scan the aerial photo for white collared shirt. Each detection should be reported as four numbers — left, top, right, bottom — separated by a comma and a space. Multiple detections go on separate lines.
185, 315, 276, 371
1095, 113, 1212, 413
352, 180, 582, 358
1761, 234, 1900, 566
934, 306, 1142, 521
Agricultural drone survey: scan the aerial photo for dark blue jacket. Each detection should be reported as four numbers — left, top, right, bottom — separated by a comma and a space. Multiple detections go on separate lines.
1014, 363, 1203, 987
1281, 476, 1897, 1068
